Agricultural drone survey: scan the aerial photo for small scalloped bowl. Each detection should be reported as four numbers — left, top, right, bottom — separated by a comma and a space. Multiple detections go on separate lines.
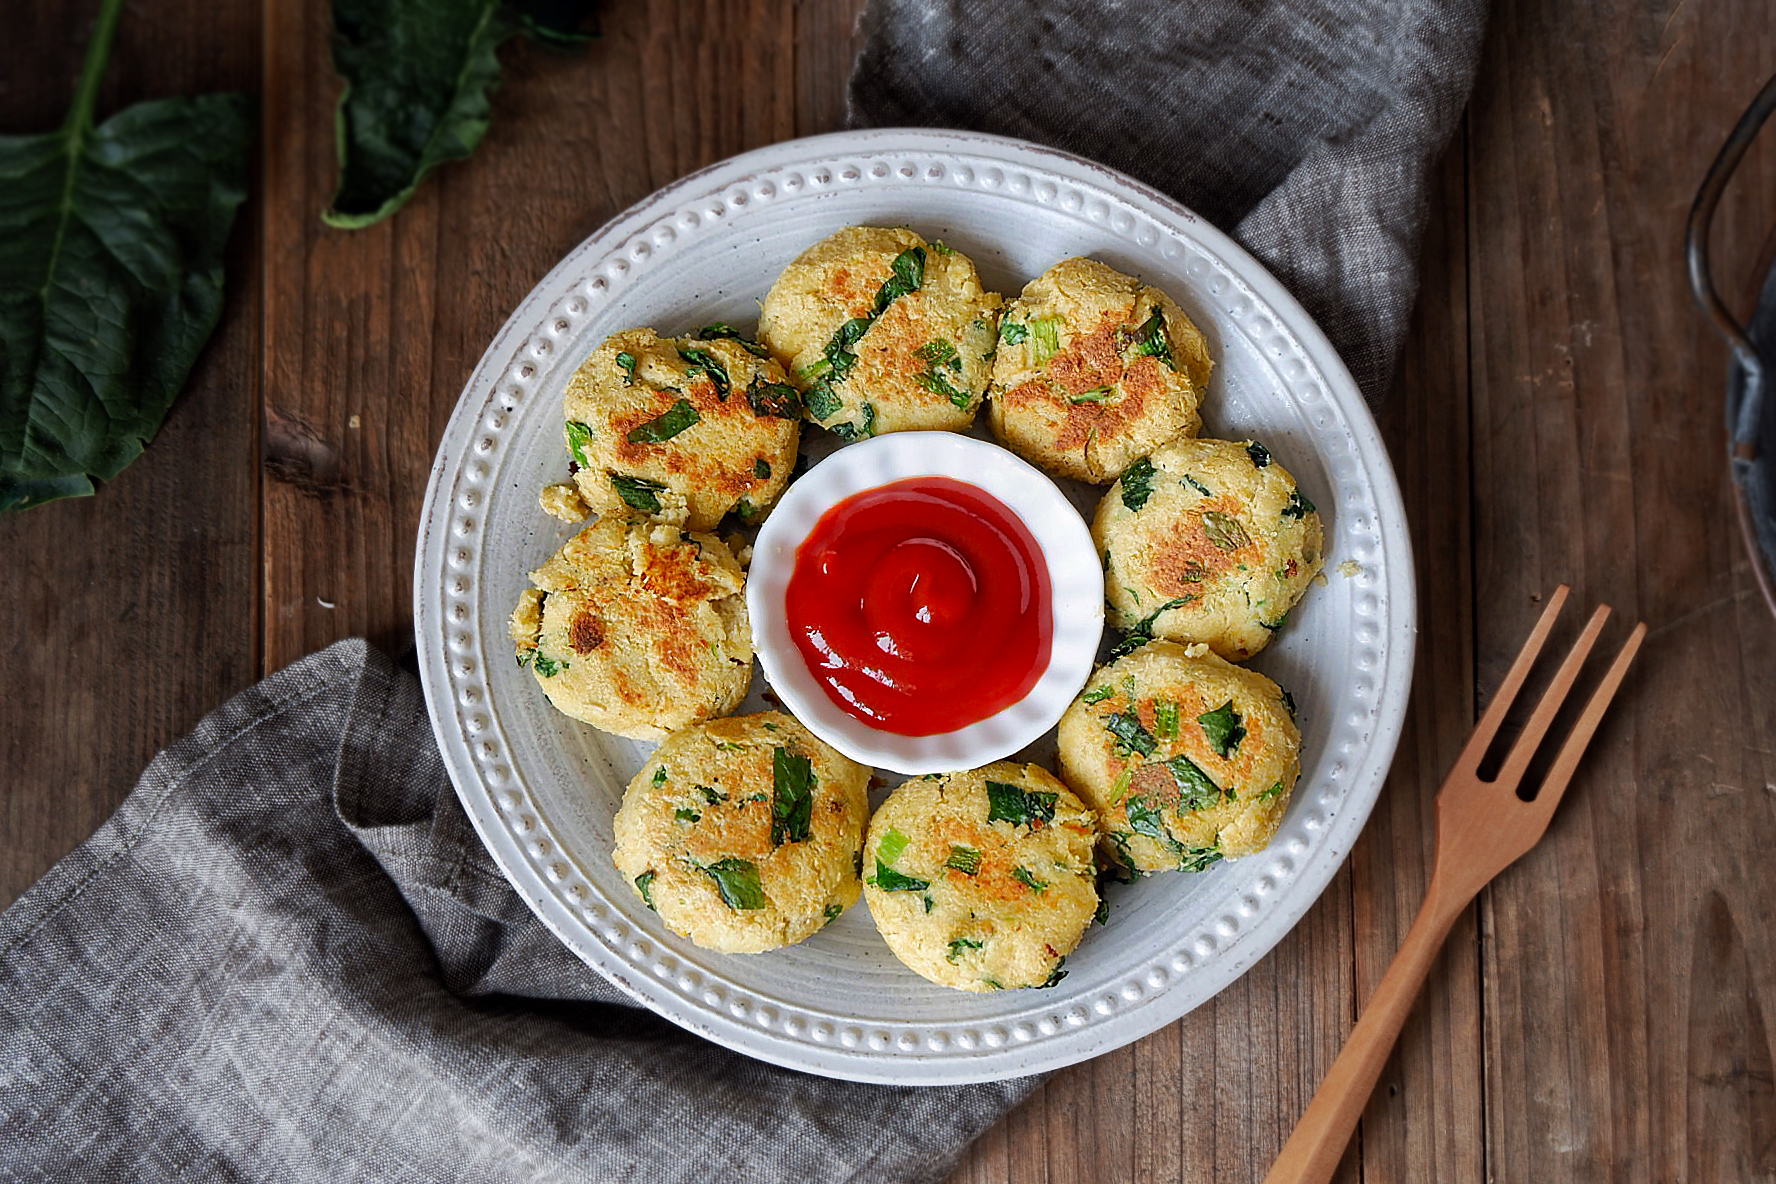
748, 431, 1104, 774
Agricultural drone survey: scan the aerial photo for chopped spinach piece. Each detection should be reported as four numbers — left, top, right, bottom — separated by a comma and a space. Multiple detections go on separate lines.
634, 871, 656, 910
1280, 688, 1298, 718
626, 398, 700, 444
698, 857, 767, 910
1177, 846, 1224, 874
1120, 456, 1157, 511
615, 351, 638, 384
1247, 441, 1271, 467
828, 404, 876, 440
1182, 474, 1214, 496
871, 246, 926, 314
1108, 597, 1188, 659
745, 374, 801, 419
1082, 684, 1116, 706
999, 321, 1030, 345
1202, 510, 1251, 551
1160, 755, 1222, 812
1261, 614, 1288, 632
1125, 796, 1174, 845
674, 807, 700, 824
1282, 489, 1316, 520
870, 863, 931, 893
943, 845, 982, 876
564, 420, 595, 467
985, 780, 1059, 827
946, 937, 984, 963
1067, 386, 1115, 405
609, 473, 666, 514
803, 382, 842, 422
1197, 701, 1246, 757
754, 458, 771, 480
1094, 895, 1110, 926
695, 322, 772, 359
1257, 780, 1287, 802
734, 496, 757, 521
1036, 959, 1069, 988
929, 239, 955, 256
1012, 866, 1049, 893
651, 766, 668, 787
1154, 700, 1179, 740
915, 338, 958, 366
676, 347, 730, 399
916, 368, 972, 411
770, 747, 816, 846
820, 903, 844, 926
531, 651, 565, 678
1104, 709, 1157, 756
1130, 310, 1175, 369
697, 785, 725, 805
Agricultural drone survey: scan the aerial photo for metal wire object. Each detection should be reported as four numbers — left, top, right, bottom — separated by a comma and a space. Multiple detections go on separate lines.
1688, 71, 1776, 616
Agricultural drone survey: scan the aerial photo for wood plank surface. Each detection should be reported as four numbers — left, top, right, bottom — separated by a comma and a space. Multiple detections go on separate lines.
6, 0, 1776, 1180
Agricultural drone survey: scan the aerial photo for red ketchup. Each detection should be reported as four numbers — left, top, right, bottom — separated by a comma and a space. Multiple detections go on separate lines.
784, 477, 1053, 737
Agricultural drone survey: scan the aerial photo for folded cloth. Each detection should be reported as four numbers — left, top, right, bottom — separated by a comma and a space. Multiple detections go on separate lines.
0, 642, 1029, 1182
848, 0, 1488, 401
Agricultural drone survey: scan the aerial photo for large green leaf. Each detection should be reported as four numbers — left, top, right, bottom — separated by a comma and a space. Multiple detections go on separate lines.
325, 0, 600, 229
0, 0, 252, 512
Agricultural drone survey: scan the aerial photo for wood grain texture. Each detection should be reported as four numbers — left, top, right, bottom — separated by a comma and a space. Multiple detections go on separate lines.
0, 0, 261, 905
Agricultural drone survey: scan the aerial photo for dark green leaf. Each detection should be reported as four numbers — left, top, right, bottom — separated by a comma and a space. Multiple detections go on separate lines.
985, 780, 1059, 827
1012, 866, 1049, 893
915, 338, 957, 366
531, 651, 565, 677
698, 857, 767, 910
1257, 780, 1288, 802
1130, 309, 1175, 369
1182, 474, 1213, 496
943, 845, 982, 875
1177, 846, 1224, 873
697, 784, 725, 804
326, 0, 519, 228
999, 321, 1029, 345
1125, 796, 1173, 845
1104, 709, 1157, 756
651, 766, 668, 787
916, 367, 972, 411
869, 861, 930, 893
871, 246, 925, 314
1283, 488, 1317, 520
609, 473, 664, 514
1082, 685, 1116, 706
1202, 510, 1251, 551
634, 871, 656, 909
827, 403, 875, 440
1246, 440, 1271, 467
770, 746, 816, 846
625, 397, 699, 445
1197, 701, 1246, 757
1159, 754, 1222, 812
675, 347, 730, 399
0, 0, 252, 511
946, 937, 983, 963
753, 458, 771, 480
744, 374, 801, 419
1036, 959, 1069, 988
564, 420, 594, 466
1119, 457, 1156, 511
803, 382, 842, 422
733, 496, 757, 521
674, 807, 700, 823
695, 322, 771, 359
615, 351, 638, 384
821, 903, 844, 925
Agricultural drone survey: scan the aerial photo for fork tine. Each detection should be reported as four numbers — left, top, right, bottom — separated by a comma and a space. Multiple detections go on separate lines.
1453, 585, 1571, 771
1493, 603, 1611, 790
1522, 621, 1647, 820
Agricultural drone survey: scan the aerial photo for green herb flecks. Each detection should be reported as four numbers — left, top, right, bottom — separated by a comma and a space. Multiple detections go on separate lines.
1247, 441, 1271, 467
1178, 846, 1224, 874
943, 845, 982, 876
1012, 866, 1049, 893
1108, 597, 1188, 659
1154, 700, 1179, 740
651, 766, 668, 787
821, 903, 844, 926
531, 651, 565, 678
635, 871, 656, 910
1160, 755, 1222, 813
1105, 709, 1157, 756
1, 0, 253, 511
626, 398, 700, 445
1283, 488, 1317, 520
674, 807, 700, 824
1182, 474, 1213, 497
1125, 796, 1175, 848
985, 780, 1059, 828
609, 473, 666, 514
916, 367, 972, 411
695, 322, 772, 359
1197, 701, 1246, 758
828, 404, 876, 441
676, 347, 730, 400
615, 351, 638, 384
1257, 780, 1288, 802
1082, 685, 1116, 706
1067, 386, 1115, 405
698, 857, 767, 910
999, 320, 1029, 345
1202, 510, 1251, 551
929, 239, 955, 256
1120, 457, 1157, 512
770, 747, 816, 846
946, 937, 984, 963
1130, 310, 1175, 369
1030, 317, 1062, 364
564, 420, 595, 467
915, 338, 959, 368
744, 374, 801, 420
697, 785, 725, 805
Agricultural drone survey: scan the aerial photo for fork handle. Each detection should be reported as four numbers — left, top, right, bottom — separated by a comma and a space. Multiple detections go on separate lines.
1261, 880, 1474, 1184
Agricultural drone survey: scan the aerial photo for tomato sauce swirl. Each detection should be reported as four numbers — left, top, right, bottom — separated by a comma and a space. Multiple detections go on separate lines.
784, 477, 1053, 737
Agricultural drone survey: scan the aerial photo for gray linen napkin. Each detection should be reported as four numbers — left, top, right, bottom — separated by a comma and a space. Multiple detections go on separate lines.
0, 642, 1028, 1182
849, 0, 1488, 401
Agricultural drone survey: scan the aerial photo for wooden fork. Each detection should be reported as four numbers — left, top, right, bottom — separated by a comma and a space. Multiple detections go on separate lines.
1262, 586, 1646, 1184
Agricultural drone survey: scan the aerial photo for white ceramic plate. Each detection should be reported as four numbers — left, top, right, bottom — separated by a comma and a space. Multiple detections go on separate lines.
414, 129, 1416, 1085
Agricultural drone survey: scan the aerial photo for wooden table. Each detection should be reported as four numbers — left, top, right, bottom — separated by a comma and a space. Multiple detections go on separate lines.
6, 1, 1775, 1179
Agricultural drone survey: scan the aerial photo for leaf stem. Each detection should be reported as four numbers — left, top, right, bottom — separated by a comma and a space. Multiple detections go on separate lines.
66, 0, 127, 137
